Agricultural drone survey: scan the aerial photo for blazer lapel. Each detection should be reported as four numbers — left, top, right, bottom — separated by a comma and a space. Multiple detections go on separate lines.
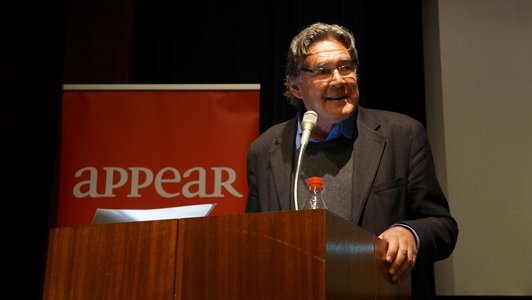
351, 108, 386, 224
269, 118, 297, 211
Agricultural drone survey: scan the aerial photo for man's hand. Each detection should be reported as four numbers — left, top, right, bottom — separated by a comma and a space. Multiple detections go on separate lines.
378, 226, 417, 283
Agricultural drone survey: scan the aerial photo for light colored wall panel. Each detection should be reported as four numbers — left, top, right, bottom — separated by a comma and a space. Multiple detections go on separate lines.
423, 0, 532, 296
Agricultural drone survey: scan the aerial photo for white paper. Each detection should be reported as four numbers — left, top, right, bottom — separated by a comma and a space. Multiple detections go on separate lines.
91, 203, 216, 224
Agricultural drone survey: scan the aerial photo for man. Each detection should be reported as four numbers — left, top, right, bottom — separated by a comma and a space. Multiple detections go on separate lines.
245, 22, 458, 299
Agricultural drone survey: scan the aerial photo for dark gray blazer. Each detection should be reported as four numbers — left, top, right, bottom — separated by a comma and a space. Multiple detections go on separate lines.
245, 106, 458, 299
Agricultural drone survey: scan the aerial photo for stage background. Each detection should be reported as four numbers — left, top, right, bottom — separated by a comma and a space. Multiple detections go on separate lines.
3, 0, 530, 298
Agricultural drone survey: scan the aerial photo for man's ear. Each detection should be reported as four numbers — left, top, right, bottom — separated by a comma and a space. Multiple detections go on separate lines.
287, 78, 303, 100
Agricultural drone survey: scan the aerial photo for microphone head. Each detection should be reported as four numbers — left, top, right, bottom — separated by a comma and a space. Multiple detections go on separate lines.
301, 110, 318, 131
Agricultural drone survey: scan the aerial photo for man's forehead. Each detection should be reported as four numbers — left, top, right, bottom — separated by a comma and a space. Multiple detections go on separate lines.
307, 48, 349, 56
305, 49, 351, 64
306, 39, 350, 59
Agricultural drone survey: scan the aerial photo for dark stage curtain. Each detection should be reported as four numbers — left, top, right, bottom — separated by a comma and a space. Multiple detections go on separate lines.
2, 1, 66, 299
129, 0, 427, 131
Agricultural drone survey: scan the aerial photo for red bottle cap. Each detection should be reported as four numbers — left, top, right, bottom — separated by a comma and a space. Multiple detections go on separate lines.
307, 177, 323, 188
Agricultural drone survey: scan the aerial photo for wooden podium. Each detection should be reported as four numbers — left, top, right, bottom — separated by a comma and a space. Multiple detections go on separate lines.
43, 210, 411, 299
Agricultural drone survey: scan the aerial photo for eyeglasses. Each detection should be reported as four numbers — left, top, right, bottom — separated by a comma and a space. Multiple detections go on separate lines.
300, 63, 357, 81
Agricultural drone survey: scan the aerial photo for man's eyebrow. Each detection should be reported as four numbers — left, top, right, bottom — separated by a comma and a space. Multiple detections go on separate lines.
313, 58, 353, 67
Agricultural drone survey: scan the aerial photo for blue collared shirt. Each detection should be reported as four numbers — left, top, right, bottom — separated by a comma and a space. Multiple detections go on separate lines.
295, 111, 356, 150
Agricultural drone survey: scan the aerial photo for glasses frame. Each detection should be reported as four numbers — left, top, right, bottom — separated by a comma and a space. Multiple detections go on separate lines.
300, 62, 358, 81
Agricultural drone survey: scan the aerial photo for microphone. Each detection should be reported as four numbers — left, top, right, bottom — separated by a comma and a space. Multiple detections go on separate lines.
300, 110, 318, 147
293, 110, 318, 210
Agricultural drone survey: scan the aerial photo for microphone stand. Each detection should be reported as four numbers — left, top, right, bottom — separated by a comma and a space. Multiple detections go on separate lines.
293, 110, 317, 210
293, 141, 309, 210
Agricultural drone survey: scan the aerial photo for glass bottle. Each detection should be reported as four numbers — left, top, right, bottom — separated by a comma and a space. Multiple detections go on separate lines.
301, 176, 327, 210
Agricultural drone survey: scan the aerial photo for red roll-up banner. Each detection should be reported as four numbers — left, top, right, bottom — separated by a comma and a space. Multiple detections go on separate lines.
57, 84, 260, 227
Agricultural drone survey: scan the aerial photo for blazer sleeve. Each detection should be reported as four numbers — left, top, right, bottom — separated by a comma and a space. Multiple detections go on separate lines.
401, 121, 458, 261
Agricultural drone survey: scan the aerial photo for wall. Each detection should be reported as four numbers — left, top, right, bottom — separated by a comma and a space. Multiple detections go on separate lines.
423, 0, 532, 296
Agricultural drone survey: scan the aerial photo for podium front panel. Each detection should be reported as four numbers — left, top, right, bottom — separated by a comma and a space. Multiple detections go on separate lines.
43, 220, 179, 300
176, 210, 327, 300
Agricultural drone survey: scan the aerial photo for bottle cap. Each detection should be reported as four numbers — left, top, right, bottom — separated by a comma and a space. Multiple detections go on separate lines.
307, 177, 323, 188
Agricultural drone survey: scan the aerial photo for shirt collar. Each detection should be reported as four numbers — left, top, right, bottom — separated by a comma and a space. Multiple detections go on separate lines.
295, 109, 356, 150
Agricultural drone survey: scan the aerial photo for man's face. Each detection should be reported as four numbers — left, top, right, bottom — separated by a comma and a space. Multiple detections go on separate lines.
288, 38, 359, 131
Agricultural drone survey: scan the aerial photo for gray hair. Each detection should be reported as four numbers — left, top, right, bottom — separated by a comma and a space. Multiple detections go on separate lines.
284, 22, 359, 105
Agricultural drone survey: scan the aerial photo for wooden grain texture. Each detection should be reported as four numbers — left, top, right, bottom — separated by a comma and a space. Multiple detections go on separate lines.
178, 210, 327, 300
42, 220, 179, 300
325, 213, 411, 299
43, 210, 410, 299
176, 210, 410, 300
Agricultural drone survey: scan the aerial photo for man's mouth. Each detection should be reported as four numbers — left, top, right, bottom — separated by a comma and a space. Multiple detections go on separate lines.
325, 95, 348, 101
